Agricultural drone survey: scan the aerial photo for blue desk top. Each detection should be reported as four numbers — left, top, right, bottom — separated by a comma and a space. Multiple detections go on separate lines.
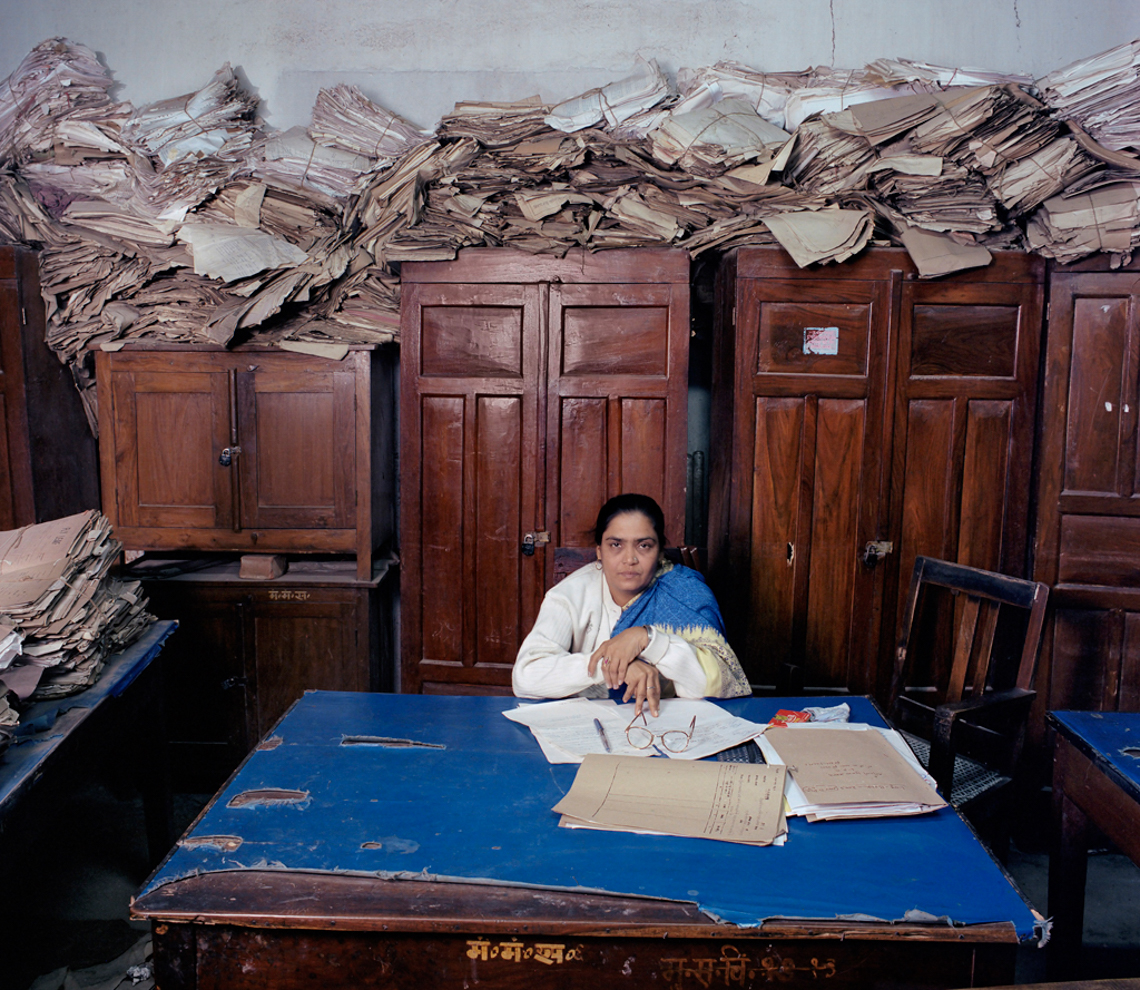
0, 620, 177, 814
1049, 710, 1140, 800
140, 691, 1041, 940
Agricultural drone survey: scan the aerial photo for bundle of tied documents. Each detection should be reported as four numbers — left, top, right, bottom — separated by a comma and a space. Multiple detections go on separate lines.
0, 510, 154, 710
757, 722, 946, 821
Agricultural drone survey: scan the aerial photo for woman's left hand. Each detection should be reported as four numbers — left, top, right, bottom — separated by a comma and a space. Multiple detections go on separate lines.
588, 626, 651, 691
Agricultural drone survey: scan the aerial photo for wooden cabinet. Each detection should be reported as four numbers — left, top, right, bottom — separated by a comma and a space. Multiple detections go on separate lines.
399, 248, 690, 694
1032, 258, 1140, 728
141, 559, 395, 792
709, 247, 1044, 697
0, 246, 99, 528
95, 344, 395, 579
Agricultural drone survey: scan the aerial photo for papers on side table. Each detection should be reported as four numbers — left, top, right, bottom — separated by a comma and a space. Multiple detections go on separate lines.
504, 697, 765, 763
756, 723, 946, 821
554, 753, 788, 846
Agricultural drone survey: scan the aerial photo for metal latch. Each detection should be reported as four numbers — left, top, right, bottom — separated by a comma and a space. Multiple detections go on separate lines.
521, 531, 551, 556
862, 541, 894, 568
219, 446, 242, 467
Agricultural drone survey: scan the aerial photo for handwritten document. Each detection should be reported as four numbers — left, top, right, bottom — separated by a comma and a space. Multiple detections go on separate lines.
758, 724, 946, 821
554, 754, 787, 846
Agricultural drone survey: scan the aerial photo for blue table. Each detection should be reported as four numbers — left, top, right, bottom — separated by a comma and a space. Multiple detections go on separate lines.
134, 692, 1041, 990
0, 620, 177, 858
1047, 710, 1140, 978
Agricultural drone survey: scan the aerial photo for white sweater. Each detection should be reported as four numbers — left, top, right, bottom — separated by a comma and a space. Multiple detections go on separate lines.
512, 562, 710, 700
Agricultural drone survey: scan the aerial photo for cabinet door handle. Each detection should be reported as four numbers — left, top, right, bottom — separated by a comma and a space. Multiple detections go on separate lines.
219, 446, 242, 467
221, 676, 247, 690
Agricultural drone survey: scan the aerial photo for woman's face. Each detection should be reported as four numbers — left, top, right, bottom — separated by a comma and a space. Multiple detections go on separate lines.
596, 510, 660, 606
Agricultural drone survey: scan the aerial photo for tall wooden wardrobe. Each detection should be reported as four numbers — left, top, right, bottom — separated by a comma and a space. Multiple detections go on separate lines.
709, 247, 1045, 699
1033, 254, 1140, 734
399, 248, 691, 694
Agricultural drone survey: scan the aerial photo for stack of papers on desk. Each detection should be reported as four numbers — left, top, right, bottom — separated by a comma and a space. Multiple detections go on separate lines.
757, 723, 946, 821
554, 753, 788, 846
0, 511, 154, 704
504, 697, 765, 764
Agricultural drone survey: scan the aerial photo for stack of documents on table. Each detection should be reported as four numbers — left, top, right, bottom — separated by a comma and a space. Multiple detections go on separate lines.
553, 753, 788, 846
0, 511, 154, 705
504, 697, 765, 764
757, 723, 946, 821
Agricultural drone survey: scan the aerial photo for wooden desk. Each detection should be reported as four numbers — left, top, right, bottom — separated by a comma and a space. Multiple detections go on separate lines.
1047, 710, 1140, 979
134, 693, 1041, 990
0, 620, 177, 861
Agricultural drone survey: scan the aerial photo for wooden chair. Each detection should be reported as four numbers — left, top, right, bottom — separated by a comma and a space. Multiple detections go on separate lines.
888, 556, 1049, 848
551, 546, 703, 587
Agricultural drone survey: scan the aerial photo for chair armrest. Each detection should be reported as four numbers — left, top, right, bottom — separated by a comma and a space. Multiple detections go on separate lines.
928, 688, 1035, 799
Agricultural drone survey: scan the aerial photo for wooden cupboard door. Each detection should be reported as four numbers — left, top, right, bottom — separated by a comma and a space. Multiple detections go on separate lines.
236, 361, 357, 531
546, 282, 690, 564
1047, 604, 1140, 714
884, 273, 1043, 695
250, 594, 366, 737
400, 282, 543, 694
144, 583, 250, 793
107, 361, 233, 531
723, 275, 893, 692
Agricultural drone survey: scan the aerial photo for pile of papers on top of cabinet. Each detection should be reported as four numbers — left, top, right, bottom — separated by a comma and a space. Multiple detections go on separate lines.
0, 510, 154, 708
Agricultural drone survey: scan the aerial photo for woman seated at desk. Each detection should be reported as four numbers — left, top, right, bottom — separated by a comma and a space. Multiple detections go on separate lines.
512, 493, 749, 717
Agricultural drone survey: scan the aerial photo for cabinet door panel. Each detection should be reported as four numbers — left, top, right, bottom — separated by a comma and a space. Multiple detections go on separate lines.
237, 366, 356, 530
112, 369, 231, 530
402, 281, 542, 693
252, 600, 362, 737
547, 282, 688, 555
1066, 295, 1133, 496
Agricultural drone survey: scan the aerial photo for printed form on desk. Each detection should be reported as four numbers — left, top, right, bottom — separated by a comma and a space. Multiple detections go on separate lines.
554, 753, 788, 846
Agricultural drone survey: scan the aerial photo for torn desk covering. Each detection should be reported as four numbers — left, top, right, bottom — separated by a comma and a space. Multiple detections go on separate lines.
137, 691, 1040, 937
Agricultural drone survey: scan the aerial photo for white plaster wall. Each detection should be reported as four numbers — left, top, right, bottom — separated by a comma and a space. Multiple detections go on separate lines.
1, 0, 1137, 132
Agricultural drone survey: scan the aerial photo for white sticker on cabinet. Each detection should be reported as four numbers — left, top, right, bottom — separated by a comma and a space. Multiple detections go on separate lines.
804, 326, 839, 355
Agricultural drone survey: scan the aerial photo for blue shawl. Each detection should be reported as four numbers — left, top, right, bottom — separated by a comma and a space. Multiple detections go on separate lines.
609, 563, 750, 699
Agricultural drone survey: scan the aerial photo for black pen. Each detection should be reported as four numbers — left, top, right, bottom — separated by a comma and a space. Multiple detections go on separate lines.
593, 717, 612, 753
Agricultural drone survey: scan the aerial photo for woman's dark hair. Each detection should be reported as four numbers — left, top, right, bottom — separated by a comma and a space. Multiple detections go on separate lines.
593, 493, 667, 546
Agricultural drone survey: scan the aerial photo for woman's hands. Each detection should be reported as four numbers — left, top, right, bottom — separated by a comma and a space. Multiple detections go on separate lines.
588, 626, 661, 717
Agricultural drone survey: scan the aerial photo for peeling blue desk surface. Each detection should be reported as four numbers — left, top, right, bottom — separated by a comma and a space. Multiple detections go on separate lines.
0, 620, 177, 817
1048, 710, 1140, 799
141, 690, 1039, 937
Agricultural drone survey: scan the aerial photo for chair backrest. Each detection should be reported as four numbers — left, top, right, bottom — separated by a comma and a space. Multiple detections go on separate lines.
551, 546, 702, 588
891, 556, 1049, 707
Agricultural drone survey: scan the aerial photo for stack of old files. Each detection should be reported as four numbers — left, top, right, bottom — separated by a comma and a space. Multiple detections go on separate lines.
0, 38, 115, 163
553, 752, 788, 846
780, 116, 879, 196
1037, 38, 1140, 152
310, 83, 429, 165
864, 56, 1035, 90
503, 697, 765, 764
756, 723, 946, 821
254, 126, 374, 202
1027, 181, 1140, 264
871, 156, 999, 234
545, 57, 671, 134
673, 62, 818, 129
763, 206, 873, 266
439, 97, 554, 148
0, 511, 154, 703
648, 99, 790, 176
